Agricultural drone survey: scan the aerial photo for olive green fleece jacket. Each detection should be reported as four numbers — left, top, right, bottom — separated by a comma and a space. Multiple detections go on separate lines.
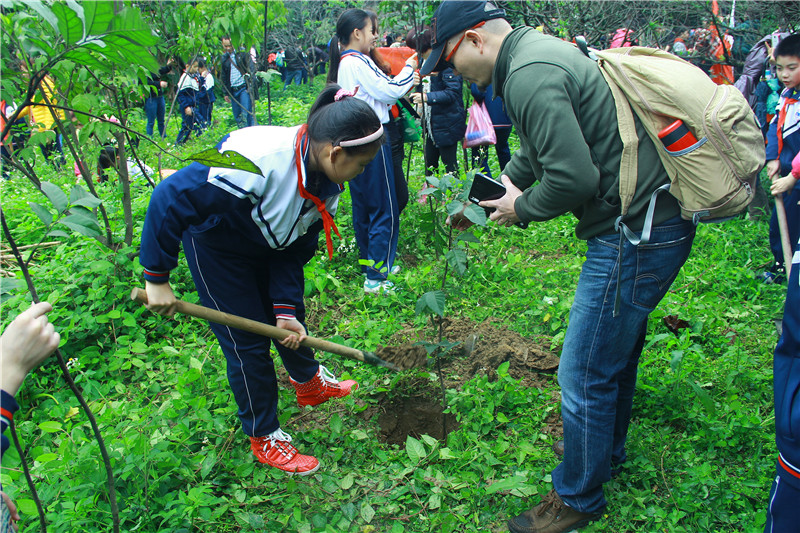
493, 27, 681, 240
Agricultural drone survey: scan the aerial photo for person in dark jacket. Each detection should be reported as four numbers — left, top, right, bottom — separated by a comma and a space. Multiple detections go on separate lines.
220, 36, 257, 128
470, 82, 511, 178
283, 46, 306, 89
408, 27, 467, 177
145, 57, 174, 138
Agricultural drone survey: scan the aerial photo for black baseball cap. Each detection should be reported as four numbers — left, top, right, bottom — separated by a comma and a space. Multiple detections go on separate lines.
419, 0, 506, 76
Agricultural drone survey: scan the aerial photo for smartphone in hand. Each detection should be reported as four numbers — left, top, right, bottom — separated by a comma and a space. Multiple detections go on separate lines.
468, 173, 528, 229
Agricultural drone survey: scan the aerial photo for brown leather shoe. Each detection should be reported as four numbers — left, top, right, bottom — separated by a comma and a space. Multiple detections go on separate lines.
552, 440, 564, 457
507, 489, 602, 533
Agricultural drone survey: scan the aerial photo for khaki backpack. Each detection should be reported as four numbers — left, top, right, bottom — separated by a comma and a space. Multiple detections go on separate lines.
580, 44, 765, 231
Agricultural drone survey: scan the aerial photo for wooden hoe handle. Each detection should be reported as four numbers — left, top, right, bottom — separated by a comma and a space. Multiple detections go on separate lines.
130, 288, 369, 363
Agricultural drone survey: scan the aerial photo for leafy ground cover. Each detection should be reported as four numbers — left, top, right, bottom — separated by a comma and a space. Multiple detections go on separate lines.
0, 75, 787, 532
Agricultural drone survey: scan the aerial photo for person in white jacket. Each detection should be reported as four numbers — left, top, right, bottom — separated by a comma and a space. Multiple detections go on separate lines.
328, 8, 419, 293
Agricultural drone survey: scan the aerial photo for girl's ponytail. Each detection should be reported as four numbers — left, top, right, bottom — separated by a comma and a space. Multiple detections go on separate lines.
307, 84, 383, 155
327, 35, 341, 84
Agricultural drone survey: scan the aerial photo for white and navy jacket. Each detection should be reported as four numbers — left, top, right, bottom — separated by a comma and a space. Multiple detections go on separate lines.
337, 49, 415, 124
140, 125, 343, 318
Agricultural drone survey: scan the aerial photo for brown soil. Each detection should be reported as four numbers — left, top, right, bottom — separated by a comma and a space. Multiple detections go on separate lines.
367, 317, 562, 444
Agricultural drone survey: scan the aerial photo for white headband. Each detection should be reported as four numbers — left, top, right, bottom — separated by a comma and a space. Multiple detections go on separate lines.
339, 124, 384, 147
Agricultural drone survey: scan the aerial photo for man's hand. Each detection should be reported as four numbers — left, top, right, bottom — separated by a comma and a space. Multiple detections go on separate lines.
145, 281, 177, 317
185, 107, 193, 116
0, 302, 59, 396
767, 159, 781, 179
277, 318, 307, 350
159, 81, 168, 89
480, 175, 522, 227
224, 96, 231, 103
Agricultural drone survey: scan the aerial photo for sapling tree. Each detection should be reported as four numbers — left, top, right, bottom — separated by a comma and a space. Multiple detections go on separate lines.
415, 167, 488, 438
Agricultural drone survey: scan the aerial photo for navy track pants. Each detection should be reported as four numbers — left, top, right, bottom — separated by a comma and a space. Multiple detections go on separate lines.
182, 233, 318, 437
348, 127, 399, 281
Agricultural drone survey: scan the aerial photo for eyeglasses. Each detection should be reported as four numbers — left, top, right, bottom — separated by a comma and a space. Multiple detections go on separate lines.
444, 21, 486, 63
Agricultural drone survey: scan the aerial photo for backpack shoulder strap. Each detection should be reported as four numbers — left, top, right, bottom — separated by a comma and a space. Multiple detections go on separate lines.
597, 57, 639, 220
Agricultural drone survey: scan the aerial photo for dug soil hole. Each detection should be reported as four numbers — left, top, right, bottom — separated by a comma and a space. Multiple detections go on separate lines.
368, 317, 562, 445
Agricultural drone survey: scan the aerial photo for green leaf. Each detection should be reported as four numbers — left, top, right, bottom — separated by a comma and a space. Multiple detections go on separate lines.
81, 0, 114, 36
485, 476, 529, 494
457, 231, 480, 243
52, 0, 85, 46
25, 2, 59, 33
200, 450, 217, 479
445, 248, 468, 276
41, 182, 68, 214
446, 201, 466, 216
405, 435, 425, 464
256, 70, 282, 82
439, 447, 456, 460
463, 203, 488, 226
340, 473, 354, 490
38, 421, 63, 433
59, 212, 101, 238
415, 290, 446, 317
688, 379, 716, 415
71, 195, 103, 209
28, 202, 53, 226
187, 147, 264, 176
35, 452, 58, 463
360, 503, 375, 523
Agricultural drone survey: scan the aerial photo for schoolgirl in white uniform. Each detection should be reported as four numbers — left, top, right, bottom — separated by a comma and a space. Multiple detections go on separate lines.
328, 8, 419, 293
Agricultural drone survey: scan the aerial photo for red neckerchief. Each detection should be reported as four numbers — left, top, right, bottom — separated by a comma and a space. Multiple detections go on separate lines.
294, 124, 340, 259
777, 93, 799, 155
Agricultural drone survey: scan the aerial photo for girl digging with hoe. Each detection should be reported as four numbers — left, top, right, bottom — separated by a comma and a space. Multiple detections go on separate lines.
140, 84, 383, 475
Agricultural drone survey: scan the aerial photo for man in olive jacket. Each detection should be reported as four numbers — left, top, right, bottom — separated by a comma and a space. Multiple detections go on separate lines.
421, 2, 696, 532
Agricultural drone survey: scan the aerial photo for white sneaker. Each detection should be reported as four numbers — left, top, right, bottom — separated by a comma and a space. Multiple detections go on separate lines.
362, 265, 401, 277
364, 279, 395, 294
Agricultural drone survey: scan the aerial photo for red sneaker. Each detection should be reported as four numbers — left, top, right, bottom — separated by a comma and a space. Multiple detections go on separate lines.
250, 429, 319, 475
290, 365, 358, 407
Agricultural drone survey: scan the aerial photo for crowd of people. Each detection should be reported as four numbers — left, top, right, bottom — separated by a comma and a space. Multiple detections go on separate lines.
2, 2, 799, 532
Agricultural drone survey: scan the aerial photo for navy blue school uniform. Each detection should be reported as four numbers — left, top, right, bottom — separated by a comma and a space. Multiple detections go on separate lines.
765, 87, 800, 270
140, 125, 342, 437
175, 72, 204, 144
764, 242, 800, 532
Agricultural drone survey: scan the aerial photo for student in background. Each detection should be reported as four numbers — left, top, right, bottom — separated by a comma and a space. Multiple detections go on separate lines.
763, 34, 800, 284
175, 58, 204, 145
197, 59, 216, 128
327, 8, 419, 293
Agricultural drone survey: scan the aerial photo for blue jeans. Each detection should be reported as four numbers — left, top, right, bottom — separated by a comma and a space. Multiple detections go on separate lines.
552, 216, 695, 513
283, 69, 303, 89
144, 95, 165, 137
230, 85, 254, 128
